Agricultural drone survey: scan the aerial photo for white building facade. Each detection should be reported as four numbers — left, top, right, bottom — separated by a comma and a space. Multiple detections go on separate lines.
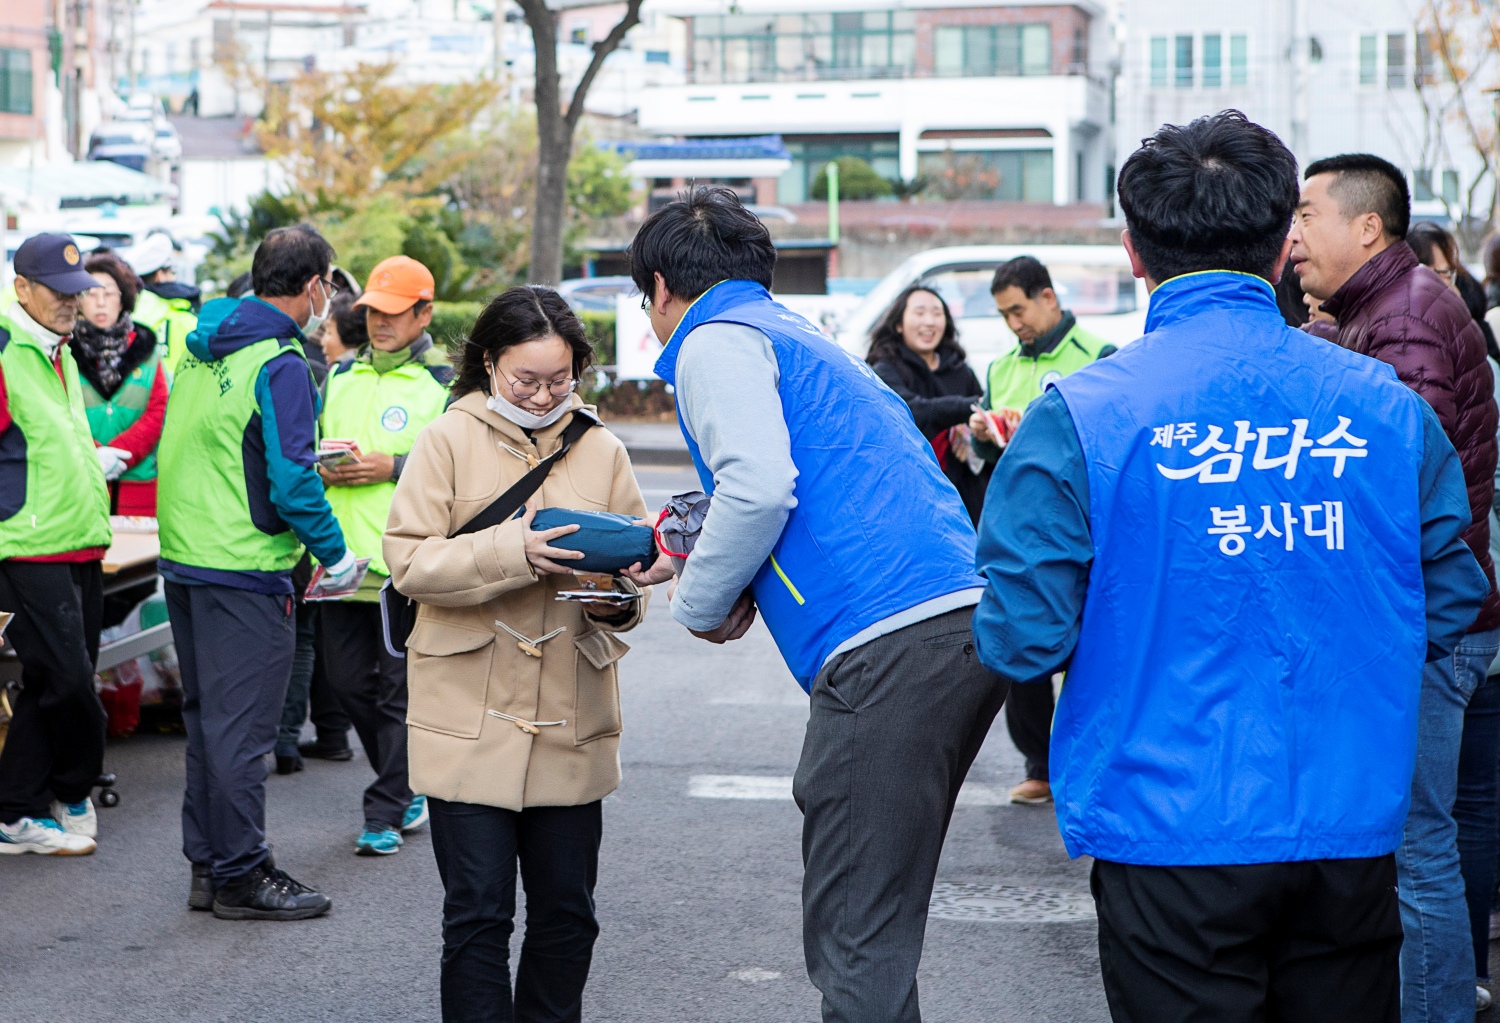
1117, 0, 1489, 228
636, 0, 1115, 206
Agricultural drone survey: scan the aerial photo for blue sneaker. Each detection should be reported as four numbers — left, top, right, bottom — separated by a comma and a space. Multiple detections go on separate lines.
354, 827, 403, 856
401, 796, 429, 834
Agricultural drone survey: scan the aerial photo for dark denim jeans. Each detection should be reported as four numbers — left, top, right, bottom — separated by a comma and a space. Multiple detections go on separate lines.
1400, 626, 1500, 1022
428, 798, 603, 1023
1457, 661, 1500, 982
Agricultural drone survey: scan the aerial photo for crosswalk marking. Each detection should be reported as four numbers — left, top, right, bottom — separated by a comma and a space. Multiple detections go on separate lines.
688, 775, 1011, 806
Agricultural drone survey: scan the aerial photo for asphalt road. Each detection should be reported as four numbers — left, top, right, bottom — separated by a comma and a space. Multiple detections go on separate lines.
2, 464, 1111, 1022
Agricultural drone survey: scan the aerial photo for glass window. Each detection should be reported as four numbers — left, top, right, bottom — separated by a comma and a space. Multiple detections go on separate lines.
1202, 33, 1221, 87
892, 33, 915, 69
1443, 170, 1460, 204
1359, 34, 1377, 85
1415, 31, 1436, 85
1229, 34, 1247, 85
969, 27, 996, 76
994, 26, 1020, 75
1413, 168, 1434, 202
1387, 33, 1406, 87
916, 148, 1054, 201
893, 11, 916, 30
1021, 24, 1050, 75
917, 263, 1136, 319
936, 27, 964, 76
1150, 36, 1168, 87
0, 48, 32, 116
1175, 34, 1194, 87
863, 12, 887, 31
862, 34, 888, 68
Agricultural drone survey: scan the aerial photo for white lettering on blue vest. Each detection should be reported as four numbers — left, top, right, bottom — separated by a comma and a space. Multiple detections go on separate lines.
1154, 416, 1368, 483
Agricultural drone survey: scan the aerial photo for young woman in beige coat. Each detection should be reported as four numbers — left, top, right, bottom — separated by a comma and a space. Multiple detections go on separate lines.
383, 286, 648, 1023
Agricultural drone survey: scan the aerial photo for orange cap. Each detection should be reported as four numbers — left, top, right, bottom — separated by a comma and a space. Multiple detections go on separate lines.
355, 256, 435, 314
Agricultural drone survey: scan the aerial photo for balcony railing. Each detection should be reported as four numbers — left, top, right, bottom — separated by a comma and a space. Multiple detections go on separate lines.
685, 62, 1097, 85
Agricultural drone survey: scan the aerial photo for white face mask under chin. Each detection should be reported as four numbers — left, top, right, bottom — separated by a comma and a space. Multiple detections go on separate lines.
485, 382, 572, 429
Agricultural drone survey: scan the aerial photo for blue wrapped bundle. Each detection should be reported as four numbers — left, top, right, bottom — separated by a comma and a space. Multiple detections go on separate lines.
530, 508, 658, 574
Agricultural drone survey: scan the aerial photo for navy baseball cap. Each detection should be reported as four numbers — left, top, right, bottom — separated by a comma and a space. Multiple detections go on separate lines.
14, 233, 98, 295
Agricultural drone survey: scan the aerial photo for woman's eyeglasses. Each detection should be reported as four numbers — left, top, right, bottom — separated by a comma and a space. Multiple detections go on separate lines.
495, 366, 577, 399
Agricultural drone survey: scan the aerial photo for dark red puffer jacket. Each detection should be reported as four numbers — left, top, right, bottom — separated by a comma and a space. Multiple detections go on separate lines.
1320, 241, 1500, 632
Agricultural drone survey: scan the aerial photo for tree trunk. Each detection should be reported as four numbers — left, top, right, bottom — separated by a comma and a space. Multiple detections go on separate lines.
520, 0, 642, 286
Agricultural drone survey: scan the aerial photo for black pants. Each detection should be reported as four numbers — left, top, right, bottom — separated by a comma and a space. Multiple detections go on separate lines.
276, 603, 351, 757
320, 601, 411, 829
0, 561, 105, 823
1004, 678, 1054, 782
429, 798, 603, 1023
794, 607, 1009, 1023
168, 581, 296, 885
1092, 856, 1403, 1023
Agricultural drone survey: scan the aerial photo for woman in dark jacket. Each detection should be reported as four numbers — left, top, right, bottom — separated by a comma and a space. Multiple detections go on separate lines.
866, 284, 990, 522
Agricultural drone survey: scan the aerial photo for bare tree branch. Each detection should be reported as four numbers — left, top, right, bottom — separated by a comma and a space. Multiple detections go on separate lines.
565, 0, 645, 130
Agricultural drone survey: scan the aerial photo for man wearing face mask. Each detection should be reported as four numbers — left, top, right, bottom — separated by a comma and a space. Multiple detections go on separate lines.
157, 223, 357, 921
317, 255, 452, 856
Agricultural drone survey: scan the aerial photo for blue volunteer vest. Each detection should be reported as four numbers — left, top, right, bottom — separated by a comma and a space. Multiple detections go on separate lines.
656, 280, 982, 689
1050, 272, 1429, 866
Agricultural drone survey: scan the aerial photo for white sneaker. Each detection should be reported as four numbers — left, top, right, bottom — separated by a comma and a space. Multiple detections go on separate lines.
0, 816, 96, 855
50, 798, 97, 839
1478, 985, 1493, 1012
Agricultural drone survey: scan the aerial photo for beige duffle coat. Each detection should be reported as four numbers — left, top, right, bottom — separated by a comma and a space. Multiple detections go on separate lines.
383, 390, 648, 810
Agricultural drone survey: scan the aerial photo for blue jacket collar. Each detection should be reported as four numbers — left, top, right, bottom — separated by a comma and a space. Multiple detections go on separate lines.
654, 279, 769, 385
186, 296, 305, 363
1143, 271, 1281, 335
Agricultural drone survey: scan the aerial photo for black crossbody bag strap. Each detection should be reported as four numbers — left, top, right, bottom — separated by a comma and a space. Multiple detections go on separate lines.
379, 413, 598, 658
453, 414, 598, 537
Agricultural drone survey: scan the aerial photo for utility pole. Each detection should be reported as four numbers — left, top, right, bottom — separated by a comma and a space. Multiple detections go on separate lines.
1288, 0, 1310, 164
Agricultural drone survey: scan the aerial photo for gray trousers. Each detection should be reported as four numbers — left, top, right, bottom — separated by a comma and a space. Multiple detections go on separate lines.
793, 607, 1008, 1023
167, 581, 295, 886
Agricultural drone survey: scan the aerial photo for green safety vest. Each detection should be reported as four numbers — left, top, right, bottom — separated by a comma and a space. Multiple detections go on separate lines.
320, 346, 451, 579
135, 289, 198, 374
157, 337, 310, 572
81, 341, 163, 483
985, 319, 1114, 413
0, 312, 113, 559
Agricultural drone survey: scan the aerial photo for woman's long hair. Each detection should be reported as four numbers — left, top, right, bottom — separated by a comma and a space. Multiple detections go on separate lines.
452, 286, 596, 398
865, 284, 964, 367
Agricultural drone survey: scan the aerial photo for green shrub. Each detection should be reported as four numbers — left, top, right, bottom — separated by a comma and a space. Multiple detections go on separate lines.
580, 310, 616, 366
430, 301, 484, 352
810, 157, 893, 201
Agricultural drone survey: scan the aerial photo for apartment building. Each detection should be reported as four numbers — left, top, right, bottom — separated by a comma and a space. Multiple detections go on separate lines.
1118, 0, 1488, 227
636, 0, 1114, 207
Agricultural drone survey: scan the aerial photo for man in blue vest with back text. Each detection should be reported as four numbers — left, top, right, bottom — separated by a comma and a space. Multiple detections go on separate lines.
972, 110, 1489, 1021
623, 186, 1008, 1023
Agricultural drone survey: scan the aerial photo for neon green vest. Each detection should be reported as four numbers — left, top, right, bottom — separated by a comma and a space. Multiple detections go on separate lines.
985, 319, 1113, 413
135, 289, 198, 374
320, 348, 450, 578
158, 338, 309, 572
81, 342, 163, 483
0, 313, 112, 559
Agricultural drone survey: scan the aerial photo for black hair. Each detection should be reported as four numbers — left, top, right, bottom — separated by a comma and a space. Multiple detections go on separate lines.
990, 256, 1055, 299
251, 223, 335, 298
629, 185, 776, 303
83, 251, 139, 314
330, 293, 367, 351
453, 286, 595, 398
1406, 220, 1461, 274
1273, 261, 1309, 327
1304, 153, 1411, 241
1117, 110, 1299, 284
866, 285, 964, 366
226, 271, 253, 298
